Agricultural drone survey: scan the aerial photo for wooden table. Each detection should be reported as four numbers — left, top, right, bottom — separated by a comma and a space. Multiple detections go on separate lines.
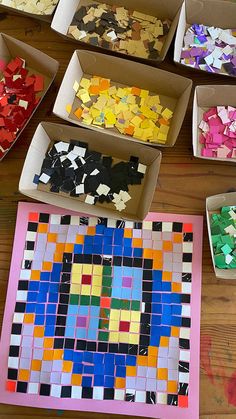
0, 9, 236, 419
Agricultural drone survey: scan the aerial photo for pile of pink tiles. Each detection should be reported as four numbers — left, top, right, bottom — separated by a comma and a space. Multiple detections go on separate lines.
199, 106, 236, 158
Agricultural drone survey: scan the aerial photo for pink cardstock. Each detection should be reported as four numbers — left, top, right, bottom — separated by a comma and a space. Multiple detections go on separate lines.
0, 202, 203, 418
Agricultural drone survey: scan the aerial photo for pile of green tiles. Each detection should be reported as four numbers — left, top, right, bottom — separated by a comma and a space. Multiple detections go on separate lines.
210, 206, 236, 269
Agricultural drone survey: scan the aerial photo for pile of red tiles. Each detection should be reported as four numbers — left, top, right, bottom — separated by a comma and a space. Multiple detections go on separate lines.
0, 56, 44, 159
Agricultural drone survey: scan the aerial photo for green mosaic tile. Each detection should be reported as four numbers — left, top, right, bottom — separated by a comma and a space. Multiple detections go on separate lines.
99, 319, 109, 330
111, 298, 121, 309
91, 296, 100, 306
100, 308, 110, 319
98, 331, 109, 341
102, 286, 112, 297
80, 295, 90, 305
69, 294, 79, 305
103, 266, 112, 276
121, 300, 130, 310
102, 276, 112, 287
131, 300, 140, 311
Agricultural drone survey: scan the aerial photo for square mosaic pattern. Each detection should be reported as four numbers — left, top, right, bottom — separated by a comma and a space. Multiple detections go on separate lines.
6, 212, 193, 407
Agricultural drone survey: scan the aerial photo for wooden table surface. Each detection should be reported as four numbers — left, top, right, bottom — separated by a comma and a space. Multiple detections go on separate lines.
0, 9, 236, 419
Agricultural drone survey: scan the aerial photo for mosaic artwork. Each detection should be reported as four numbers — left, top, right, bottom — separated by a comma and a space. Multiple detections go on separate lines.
0, 203, 203, 418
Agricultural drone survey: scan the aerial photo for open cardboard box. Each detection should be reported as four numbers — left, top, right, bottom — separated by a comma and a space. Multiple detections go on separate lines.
206, 192, 236, 279
174, 0, 236, 77
193, 85, 236, 162
0, 33, 59, 160
19, 122, 162, 221
0, 1, 59, 22
53, 50, 192, 148
51, 0, 183, 65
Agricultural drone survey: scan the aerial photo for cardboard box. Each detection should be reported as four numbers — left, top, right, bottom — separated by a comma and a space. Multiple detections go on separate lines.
53, 50, 192, 147
193, 85, 236, 162
19, 122, 162, 221
51, 0, 183, 64
206, 192, 236, 279
0, 32, 59, 160
0, 1, 59, 22
174, 0, 236, 77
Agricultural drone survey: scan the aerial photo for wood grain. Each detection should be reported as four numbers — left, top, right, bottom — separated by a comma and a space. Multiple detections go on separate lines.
0, 9, 236, 419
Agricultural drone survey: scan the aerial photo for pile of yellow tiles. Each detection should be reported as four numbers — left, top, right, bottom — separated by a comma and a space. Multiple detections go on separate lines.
67, 76, 173, 144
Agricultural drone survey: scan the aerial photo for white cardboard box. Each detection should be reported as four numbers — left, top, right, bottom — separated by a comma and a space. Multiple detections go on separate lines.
0, 1, 59, 21
19, 122, 162, 221
206, 192, 236, 279
51, 0, 183, 64
0, 32, 59, 160
53, 49, 192, 148
174, 0, 236, 78
193, 85, 236, 162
